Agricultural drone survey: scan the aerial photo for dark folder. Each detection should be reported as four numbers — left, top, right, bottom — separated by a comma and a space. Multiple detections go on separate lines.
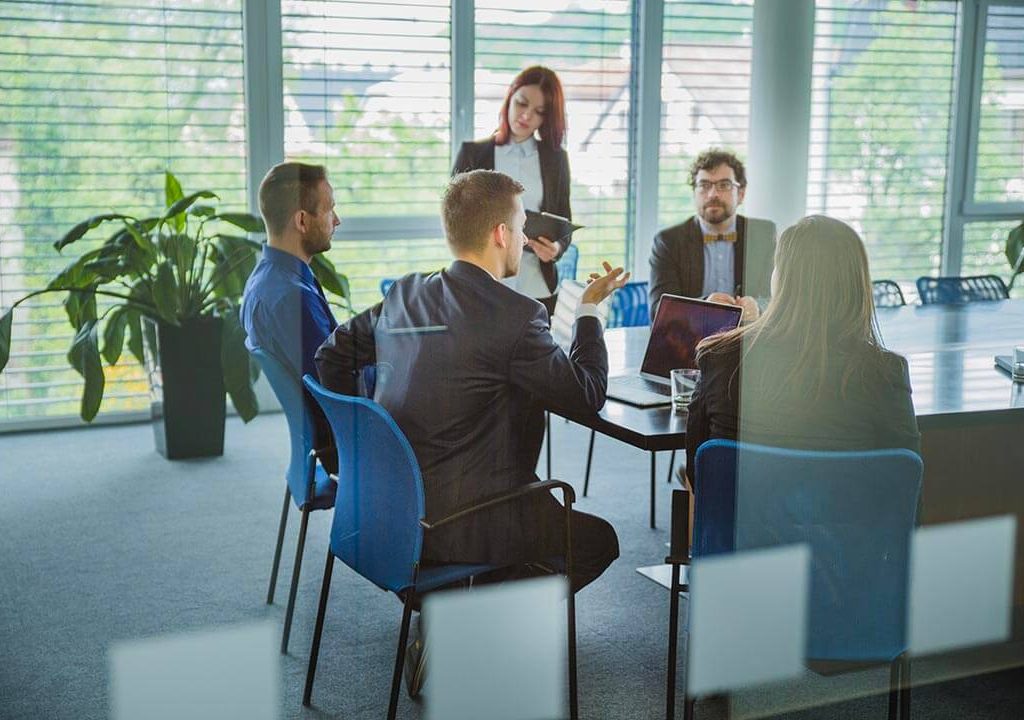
524, 210, 583, 246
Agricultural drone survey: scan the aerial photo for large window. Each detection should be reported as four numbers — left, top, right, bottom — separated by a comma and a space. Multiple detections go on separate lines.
806, 0, 959, 285
657, 0, 754, 229
473, 0, 633, 278
281, 0, 452, 310
0, 0, 247, 424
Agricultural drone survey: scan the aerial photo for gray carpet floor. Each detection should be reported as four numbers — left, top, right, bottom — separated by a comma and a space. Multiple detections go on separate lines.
1, 413, 1021, 719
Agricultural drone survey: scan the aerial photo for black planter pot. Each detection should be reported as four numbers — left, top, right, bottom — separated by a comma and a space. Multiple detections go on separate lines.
144, 316, 226, 459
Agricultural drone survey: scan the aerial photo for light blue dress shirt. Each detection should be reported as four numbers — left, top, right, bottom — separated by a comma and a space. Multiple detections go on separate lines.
697, 215, 737, 297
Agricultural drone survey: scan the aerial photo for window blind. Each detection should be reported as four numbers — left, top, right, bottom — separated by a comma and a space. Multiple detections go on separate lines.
806, 0, 959, 283
973, 3, 1024, 205
281, 0, 452, 311
473, 0, 633, 277
657, 0, 754, 230
0, 0, 247, 427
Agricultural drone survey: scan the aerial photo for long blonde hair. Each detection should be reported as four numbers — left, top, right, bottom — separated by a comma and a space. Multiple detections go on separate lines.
697, 215, 882, 398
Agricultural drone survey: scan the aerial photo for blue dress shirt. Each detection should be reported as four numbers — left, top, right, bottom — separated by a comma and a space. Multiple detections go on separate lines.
697, 216, 737, 297
242, 244, 338, 381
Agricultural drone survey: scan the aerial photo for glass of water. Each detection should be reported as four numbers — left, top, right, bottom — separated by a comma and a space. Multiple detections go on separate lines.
670, 368, 701, 410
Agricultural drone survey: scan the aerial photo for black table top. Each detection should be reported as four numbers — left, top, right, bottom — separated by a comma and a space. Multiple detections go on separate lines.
554, 299, 1024, 450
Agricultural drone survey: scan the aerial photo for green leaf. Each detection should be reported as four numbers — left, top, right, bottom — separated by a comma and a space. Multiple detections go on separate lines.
207, 236, 258, 301
220, 307, 258, 422
212, 212, 265, 233
1007, 222, 1024, 276
164, 171, 184, 209
162, 190, 218, 226
189, 204, 216, 218
126, 310, 145, 365
63, 287, 98, 330
55, 213, 134, 251
310, 253, 351, 302
102, 307, 129, 366
48, 249, 104, 290
151, 262, 180, 323
0, 308, 12, 373
66, 320, 105, 422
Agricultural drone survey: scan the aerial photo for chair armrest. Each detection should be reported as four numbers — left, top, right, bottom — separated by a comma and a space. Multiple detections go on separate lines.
420, 480, 576, 532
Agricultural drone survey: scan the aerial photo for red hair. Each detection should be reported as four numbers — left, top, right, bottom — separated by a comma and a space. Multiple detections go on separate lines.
494, 66, 566, 150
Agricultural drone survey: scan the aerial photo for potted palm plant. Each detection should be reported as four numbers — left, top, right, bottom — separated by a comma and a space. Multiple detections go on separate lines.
0, 171, 349, 458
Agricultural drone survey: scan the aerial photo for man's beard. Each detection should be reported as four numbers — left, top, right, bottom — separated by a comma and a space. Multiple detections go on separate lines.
300, 230, 331, 257
699, 201, 733, 225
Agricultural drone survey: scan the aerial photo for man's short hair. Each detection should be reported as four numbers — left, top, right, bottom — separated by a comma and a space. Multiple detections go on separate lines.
443, 170, 525, 253
258, 162, 328, 236
688, 149, 747, 189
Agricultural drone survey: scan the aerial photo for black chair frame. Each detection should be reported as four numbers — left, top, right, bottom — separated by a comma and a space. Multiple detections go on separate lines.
303, 479, 580, 720
266, 444, 334, 654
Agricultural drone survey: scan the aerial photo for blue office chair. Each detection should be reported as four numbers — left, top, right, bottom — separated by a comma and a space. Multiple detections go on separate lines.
608, 280, 650, 329
555, 243, 580, 282
380, 277, 396, 297
251, 349, 338, 655
873, 280, 907, 308
581, 281, 654, 503
915, 274, 1009, 304
301, 377, 581, 720
666, 440, 922, 720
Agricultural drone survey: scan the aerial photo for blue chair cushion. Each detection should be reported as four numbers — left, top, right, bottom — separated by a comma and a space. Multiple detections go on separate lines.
297, 465, 337, 512
414, 563, 498, 593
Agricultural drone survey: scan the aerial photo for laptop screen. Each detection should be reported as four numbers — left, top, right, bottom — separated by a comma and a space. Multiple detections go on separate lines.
640, 295, 743, 379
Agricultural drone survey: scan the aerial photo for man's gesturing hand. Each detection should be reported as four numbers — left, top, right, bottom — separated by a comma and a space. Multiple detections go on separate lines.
582, 261, 631, 305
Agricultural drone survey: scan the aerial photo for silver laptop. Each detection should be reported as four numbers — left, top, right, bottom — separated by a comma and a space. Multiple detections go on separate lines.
606, 294, 743, 407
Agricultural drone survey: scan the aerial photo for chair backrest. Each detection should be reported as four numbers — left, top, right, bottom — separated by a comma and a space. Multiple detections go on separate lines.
303, 376, 426, 594
554, 244, 579, 282
915, 274, 1009, 304
608, 281, 650, 328
872, 279, 906, 308
251, 349, 318, 506
694, 439, 922, 662
380, 277, 396, 297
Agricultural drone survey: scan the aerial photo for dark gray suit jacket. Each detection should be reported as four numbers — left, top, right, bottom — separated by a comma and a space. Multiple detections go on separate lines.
648, 215, 776, 319
315, 260, 608, 564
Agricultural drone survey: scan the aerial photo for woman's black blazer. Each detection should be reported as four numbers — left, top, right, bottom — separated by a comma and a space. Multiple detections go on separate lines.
452, 137, 572, 294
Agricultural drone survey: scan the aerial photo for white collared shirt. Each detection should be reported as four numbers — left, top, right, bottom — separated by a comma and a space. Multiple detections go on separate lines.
495, 136, 551, 299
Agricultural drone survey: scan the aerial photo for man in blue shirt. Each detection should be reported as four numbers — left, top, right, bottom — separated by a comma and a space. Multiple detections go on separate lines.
242, 162, 340, 453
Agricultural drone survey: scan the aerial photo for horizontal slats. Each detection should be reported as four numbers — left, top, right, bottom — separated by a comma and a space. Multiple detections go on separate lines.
805, 0, 958, 281
0, 0, 246, 427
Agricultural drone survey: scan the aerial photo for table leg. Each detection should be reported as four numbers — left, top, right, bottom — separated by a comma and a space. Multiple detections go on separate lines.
650, 451, 657, 529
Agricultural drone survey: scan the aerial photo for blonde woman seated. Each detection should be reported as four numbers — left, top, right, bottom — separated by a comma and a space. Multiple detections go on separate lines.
684, 215, 921, 490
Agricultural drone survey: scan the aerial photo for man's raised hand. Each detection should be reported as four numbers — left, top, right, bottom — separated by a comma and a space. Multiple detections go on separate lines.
582, 261, 631, 305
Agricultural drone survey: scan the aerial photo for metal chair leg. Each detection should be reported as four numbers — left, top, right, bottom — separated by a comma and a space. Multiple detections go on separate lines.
666, 563, 682, 720
582, 430, 596, 497
667, 449, 676, 484
387, 599, 415, 720
563, 495, 578, 720
267, 487, 291, 604
302, 549, 335, 707
683, 695, 695, 720
546, 412, 552, 481
281, 506, 311, 654
888, 657, 900, 720
900, 654, 911, 720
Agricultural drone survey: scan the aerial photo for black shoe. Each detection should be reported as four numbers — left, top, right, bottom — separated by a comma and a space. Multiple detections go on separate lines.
404, 633, 426, 698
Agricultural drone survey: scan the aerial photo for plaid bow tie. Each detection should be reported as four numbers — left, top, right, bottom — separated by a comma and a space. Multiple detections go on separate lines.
703, 232, 737, 244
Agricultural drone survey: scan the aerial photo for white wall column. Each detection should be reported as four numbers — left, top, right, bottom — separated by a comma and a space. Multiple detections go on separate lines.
745, 0, 815, 231
243, 0, 285, 216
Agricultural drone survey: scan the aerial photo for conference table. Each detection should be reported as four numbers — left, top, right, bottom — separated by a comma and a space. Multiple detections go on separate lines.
552, 299, 1024, 601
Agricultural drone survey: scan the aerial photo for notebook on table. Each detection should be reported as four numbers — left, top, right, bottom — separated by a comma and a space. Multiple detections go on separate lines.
606, 294, 743, 408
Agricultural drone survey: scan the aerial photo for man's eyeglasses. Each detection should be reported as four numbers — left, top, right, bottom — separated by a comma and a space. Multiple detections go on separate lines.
694, 179, 741, 194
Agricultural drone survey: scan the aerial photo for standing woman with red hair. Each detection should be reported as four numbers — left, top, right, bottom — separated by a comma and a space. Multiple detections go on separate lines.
453, 65, 572, 316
